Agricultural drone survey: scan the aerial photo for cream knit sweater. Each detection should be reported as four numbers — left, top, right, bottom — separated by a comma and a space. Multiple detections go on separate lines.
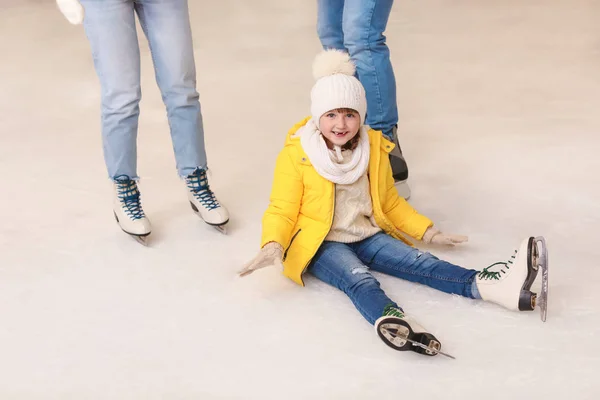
324, 150, 382, 243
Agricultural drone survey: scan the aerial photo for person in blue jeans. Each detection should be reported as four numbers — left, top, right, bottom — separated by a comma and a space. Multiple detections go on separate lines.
56, 0, 229, 244
239, 50, 548, 358
317, 0, 411, 199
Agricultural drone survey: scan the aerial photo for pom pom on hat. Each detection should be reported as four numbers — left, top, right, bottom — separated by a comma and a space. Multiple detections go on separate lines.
312, 49, 356, 80
310, 50, 367, 128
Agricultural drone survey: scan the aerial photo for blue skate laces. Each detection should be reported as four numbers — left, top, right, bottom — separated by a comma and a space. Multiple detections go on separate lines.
478, 250, 517, 280
114, 176, 146, 220
186, 168, 220, 211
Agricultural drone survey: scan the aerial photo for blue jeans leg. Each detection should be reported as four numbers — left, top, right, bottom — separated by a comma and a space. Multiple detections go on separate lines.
81, 0, 141, 180
317, 0, 345, 50
343, 0, 397, 139
135, 0, 207, 178
308, 241, 400, 325
355, 233, 479, 298
317, 0, 398, 139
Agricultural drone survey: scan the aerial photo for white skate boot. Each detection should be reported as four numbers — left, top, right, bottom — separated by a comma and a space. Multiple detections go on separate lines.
476, 236, 549, 321
113, 176, 151, 245
375, 306, 454, 358
185, 167, 229, 234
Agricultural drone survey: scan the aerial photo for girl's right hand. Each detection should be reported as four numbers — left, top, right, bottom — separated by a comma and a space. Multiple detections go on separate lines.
56, 0, 85, 25
238, 242, 284, 277
422, 227, 468, 246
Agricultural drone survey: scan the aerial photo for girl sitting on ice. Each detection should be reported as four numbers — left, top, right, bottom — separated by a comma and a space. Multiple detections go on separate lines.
239, 50, 548, 357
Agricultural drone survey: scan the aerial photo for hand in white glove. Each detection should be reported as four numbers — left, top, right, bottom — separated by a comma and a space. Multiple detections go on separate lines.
56, 0, 85, 25
238, 242, 284, 277
422, 227, 468, 246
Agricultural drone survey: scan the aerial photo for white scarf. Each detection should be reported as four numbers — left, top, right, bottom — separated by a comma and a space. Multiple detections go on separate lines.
295, 118, 370, 185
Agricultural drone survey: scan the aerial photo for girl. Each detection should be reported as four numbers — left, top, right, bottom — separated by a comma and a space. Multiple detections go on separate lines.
239, 50, 548, 357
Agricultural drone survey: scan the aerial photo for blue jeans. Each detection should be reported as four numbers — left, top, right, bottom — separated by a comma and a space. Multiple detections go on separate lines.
317, 0, 397, 139
308, 232, 480, 325
81, 0, 207, 180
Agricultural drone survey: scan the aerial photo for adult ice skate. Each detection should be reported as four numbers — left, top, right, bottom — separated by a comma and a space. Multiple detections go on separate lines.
185, 167, 229, 234
113, 176, 151, 245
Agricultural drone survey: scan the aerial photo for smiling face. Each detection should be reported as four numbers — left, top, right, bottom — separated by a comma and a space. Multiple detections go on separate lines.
318, 108, 361, 148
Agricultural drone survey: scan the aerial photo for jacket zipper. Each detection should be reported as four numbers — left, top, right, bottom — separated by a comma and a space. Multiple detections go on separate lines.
300, 182, 336, 283
283, 229, 302, 261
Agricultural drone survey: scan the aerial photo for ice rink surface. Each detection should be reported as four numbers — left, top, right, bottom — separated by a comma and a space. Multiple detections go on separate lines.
1, 1, 598, 398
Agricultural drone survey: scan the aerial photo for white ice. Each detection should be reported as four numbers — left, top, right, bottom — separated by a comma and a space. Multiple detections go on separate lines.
1, 0, 599, 398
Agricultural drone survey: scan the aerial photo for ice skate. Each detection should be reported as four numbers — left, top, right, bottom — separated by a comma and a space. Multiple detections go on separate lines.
476, 236, 549, 321
388, 126, 411, 200
375, 306, 454, 358
113, 176, 151, 245
185, 167, 229, 234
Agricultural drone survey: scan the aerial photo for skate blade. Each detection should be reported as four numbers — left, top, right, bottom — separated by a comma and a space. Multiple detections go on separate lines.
132, 235, 149, 246
405, 337, 456, 359
214, 225, 227, 235
394, 180, 411, 200
535, 236, 549, 322
384, 329, 455, 359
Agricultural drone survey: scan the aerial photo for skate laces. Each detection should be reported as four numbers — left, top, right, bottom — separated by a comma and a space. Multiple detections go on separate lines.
478, 250, 517, 280
382, 304, 405, 318
114, 176, 146, 220
186, 168, 220, 211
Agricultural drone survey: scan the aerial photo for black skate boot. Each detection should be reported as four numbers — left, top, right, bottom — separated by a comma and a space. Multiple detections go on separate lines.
388, 126, 410, 199
375, 305, 452, 358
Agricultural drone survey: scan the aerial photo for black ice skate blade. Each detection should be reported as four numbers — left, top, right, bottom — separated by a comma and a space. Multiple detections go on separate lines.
376, 318, 450, 358
518, 237, 541, 312
379, 326, 454, 359
535, 236, 549, 322
405, 337, 455, 359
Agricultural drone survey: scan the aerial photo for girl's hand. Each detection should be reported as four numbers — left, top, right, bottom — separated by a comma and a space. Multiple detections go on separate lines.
238, 242, 284, 277
423, 227, 468, 246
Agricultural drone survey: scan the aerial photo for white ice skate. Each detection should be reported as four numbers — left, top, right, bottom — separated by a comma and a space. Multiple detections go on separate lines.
113, 176, 151, 245
185, 167, 229, 234
375, 306, 454, 359
476, 236, 549, 321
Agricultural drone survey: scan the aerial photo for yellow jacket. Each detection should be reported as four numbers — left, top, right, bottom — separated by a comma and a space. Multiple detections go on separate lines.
261, 117, 433, 285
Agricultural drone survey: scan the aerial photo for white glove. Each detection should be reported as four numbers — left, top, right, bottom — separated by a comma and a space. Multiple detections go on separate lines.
56, 0, 85, 25
422, 227, 468, 246
238, 242, 284, 277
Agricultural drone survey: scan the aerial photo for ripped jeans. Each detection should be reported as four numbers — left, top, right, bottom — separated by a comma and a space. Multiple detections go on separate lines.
307, 232, 480, 325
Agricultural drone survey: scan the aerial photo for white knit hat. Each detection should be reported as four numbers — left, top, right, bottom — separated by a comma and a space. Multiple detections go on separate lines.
310, 50, 367, 129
